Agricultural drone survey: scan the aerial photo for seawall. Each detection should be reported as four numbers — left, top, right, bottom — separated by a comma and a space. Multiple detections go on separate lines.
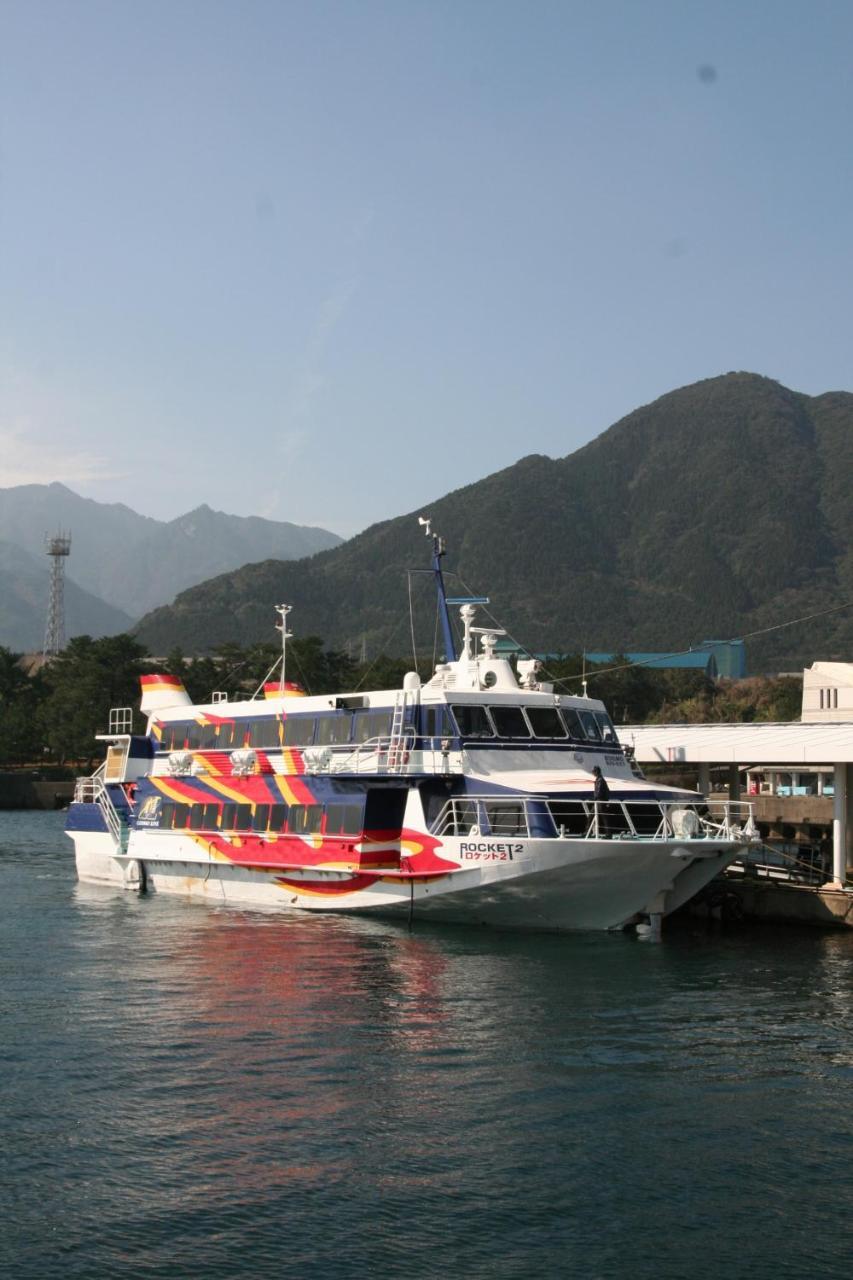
0, 772, 75, 810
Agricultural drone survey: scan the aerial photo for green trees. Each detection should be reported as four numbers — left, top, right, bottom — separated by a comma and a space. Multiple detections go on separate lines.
39, 635, 149, 764
0, 647, 44, 766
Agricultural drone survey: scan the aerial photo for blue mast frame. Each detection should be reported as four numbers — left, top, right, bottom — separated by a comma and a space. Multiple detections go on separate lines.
431, 533, 457, 662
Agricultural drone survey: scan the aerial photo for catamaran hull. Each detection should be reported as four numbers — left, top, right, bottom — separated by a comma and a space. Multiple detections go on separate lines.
67, 827, 746, 932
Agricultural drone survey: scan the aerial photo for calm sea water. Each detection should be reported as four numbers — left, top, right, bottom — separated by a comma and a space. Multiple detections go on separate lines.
2, 811, 853, 1279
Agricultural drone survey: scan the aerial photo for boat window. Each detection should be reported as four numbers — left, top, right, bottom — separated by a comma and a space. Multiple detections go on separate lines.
421, 706, 446, 739
233, 804, 252, 831
221, 803, 236, 829
184, 724, 202, 750
202, 802, 220, 828
252, 803, 271, 831
269, 802, 289, 831
579, 711, 602, 742
594, 713, 619, 746
450, 705, 494, 738
561, 708, 585, 740
288, 804, 323, 834
217, 722, 238, 749
189, 805, 205, 830
316, 714, 352, 746
284, 716, 316, 747
325, 803, 364, 835
173, 803, 190, 829
198, 723, 218, 749
353, 710, 393, 743
525, 706, 567, 738
489, 706, 530, 738
248, 718, 281, 749
484, 802, 528, 836
163, 722, 188, 751
159, 801, 175, 828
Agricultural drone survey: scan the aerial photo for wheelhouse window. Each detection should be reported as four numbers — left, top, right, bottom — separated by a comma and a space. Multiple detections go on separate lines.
561, 708, 585, 740
579, 711, 602, 742
450, 705, 494, 738
316, 715, 352, 746
284, 716, 315, 747
198, 723, 219, 749
489, 705, 530, 738
594, 713, 619, 746
525, 706, 567, 738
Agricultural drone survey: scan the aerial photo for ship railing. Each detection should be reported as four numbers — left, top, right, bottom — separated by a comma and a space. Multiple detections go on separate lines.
429, 795, 756, 842
73, 762, 124, 850
301, 731, 420, 774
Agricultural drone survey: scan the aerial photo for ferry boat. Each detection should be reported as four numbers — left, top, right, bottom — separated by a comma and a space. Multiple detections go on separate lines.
66, 523, 755, 932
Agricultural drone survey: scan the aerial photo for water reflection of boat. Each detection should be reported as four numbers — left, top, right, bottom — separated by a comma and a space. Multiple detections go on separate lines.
66, 522, 755, 932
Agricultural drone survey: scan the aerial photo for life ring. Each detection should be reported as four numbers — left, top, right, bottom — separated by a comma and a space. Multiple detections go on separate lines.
125, 858, 147, 894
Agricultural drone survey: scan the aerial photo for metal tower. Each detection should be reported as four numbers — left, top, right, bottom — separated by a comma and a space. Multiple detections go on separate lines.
43, 531, 72, 658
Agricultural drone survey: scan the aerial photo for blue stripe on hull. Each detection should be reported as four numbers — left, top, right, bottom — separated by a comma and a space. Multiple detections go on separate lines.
65, 802, 109, 834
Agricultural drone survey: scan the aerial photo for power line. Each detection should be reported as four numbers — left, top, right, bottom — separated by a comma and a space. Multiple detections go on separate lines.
450, 571, 853, 689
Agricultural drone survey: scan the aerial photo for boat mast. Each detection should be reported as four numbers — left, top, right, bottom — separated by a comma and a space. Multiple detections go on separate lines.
275, 604, 293, 694
418, 516, 456, 662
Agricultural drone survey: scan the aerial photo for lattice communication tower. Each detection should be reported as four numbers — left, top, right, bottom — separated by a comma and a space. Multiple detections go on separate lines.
43, 531, 72, 658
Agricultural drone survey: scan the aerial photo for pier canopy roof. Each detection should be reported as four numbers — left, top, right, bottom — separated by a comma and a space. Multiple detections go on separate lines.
621, 721, 853, 764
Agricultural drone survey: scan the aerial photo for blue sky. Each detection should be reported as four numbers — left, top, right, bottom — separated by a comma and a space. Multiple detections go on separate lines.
3, 0, 853, 536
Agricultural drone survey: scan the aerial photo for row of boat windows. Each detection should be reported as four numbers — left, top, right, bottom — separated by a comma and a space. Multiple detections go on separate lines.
157, 705, 619, 752
447, 705, 618, 744
158, 710, 393, 752
153, 799, 364, 836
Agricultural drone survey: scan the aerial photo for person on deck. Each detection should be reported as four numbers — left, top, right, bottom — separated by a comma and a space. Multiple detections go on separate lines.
592, 766, 612, 836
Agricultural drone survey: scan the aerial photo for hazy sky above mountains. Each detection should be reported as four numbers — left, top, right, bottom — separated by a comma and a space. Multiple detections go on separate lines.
3, 0, 853, 536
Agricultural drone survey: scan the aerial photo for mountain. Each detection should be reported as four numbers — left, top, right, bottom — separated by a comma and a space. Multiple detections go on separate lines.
133, 373, 853, 672
0, 483, 343, 619
0, 540, 134, 651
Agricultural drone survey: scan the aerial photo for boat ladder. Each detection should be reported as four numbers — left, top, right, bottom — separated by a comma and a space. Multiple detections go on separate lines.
94, 770, 129, 854
386, 690, 410, 774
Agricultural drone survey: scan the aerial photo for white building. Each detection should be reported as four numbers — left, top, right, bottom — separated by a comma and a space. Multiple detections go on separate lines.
801, 661, 853, 722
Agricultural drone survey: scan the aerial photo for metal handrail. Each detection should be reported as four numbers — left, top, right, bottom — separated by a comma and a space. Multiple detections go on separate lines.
429, 795, 755, 842
302, 731, 419, 773
108, 706, 133, 735
73, 763, 124, 850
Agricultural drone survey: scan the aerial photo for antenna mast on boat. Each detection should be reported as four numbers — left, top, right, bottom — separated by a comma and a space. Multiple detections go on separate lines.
275, 604, 293, 694
418, 516, 456, 662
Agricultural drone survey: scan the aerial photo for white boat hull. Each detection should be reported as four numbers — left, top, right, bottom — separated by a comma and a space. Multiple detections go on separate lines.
68, 828, 746, 932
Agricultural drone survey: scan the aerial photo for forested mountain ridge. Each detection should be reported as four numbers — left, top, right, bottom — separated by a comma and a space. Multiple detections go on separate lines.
134, 373, 853, 671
